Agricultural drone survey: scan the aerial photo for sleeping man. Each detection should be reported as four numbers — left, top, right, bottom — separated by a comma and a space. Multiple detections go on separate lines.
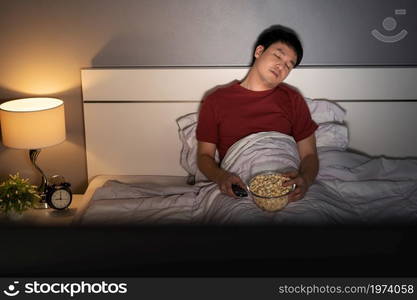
196, 25, 319, 201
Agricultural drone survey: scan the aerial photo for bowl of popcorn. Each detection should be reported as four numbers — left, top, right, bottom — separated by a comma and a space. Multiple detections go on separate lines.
248, 172, 295, 212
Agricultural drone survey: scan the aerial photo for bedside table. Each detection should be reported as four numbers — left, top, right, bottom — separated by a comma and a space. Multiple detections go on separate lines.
0, 194, 85, 226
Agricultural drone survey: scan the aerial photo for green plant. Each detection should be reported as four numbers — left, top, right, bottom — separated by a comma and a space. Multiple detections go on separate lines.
0, 173, 40, 215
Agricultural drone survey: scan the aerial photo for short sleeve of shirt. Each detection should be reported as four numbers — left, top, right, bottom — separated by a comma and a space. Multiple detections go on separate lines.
196, 96, 218, 144
291, 93, 318, 142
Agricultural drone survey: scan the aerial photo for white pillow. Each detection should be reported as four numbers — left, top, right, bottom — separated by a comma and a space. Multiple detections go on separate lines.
177, 98, 348, 177
177, 113, 217, 182
304, 97, 346, 124
315, 122, 348, 149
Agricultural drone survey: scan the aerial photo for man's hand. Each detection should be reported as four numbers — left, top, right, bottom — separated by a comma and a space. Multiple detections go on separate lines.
215, 170, 247, 198
282, 170, 309, 202
197, 141, 247, 199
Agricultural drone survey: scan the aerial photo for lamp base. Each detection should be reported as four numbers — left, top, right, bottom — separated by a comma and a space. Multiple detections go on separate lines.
29, 149, 50, 209
33, 197, 49, 209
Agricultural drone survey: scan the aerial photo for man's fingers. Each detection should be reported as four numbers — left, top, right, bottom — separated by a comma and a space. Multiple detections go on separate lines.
217, 173, 248, 198
288, 192, 301, 202
283, 177, 301, 187
220, 180, 241, 198
283, 179, 295, 187
226, 185, 236, 197
287, 184, 305, 202
236, 179, 248, 190
291, 195, 302, 202
283, 170, 298, 178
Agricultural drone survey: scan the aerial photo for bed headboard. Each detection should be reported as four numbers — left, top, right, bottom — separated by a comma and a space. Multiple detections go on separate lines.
81, 67, 417, 182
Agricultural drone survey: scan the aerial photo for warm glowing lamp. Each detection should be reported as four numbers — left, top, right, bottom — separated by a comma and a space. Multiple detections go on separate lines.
0, 98, 66, 208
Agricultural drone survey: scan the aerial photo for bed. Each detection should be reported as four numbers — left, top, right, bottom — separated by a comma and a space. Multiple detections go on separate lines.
75, 67, 417, 227
12, 66, 409, 277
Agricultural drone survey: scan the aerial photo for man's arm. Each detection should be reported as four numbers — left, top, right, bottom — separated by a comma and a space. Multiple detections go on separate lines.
284, 133, 319, 201
197, 141, 246, 198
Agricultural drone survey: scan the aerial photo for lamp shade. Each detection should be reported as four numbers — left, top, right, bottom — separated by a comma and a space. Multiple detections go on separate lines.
0, 97, 66, 149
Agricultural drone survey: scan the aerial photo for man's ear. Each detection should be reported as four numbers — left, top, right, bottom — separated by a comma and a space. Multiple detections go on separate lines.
254, 45, 265, 59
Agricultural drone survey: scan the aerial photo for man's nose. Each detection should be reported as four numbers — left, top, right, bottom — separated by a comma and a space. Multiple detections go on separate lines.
275, 63, 284, 70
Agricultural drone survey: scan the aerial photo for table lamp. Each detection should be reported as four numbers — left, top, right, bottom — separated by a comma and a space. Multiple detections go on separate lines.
0, 98, 66, 208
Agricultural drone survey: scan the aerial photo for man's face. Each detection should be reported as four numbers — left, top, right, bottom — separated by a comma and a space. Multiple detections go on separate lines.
252, 41, 297, 89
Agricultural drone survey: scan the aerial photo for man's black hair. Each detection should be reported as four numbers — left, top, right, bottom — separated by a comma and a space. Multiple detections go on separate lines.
251, 25, 303, 67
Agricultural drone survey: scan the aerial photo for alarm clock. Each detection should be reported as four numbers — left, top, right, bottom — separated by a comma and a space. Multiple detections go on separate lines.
46, 182, 72, 210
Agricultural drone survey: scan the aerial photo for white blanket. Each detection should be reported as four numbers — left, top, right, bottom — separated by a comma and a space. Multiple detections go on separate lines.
78, 132, 417, 226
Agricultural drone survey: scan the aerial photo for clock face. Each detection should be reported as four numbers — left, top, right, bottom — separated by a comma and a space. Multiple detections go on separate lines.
50, 189, 72, 209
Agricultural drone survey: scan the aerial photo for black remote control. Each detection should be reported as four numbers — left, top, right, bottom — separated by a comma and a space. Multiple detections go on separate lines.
231, 184, 248, 197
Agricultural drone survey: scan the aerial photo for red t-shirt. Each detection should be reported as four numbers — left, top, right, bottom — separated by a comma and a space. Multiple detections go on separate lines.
196, 81, 318, 160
